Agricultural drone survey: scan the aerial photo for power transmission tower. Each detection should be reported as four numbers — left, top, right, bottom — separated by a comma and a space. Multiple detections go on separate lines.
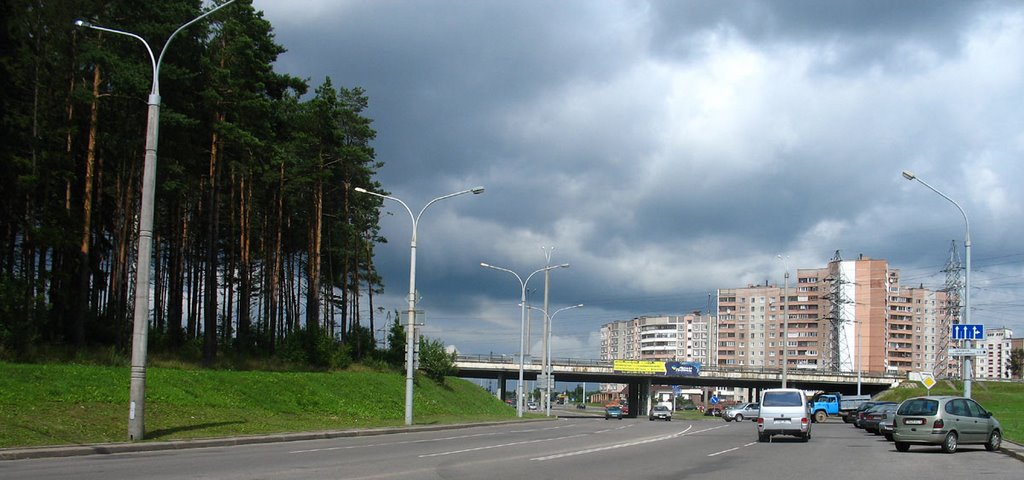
937, 240, 963, 379
824, 250, 852, 372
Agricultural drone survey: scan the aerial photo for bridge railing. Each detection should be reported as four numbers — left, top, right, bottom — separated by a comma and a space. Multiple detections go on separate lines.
455, 354, 904, 379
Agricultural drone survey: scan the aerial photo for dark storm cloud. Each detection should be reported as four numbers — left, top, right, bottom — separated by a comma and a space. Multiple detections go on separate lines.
254, 0, 1024, 355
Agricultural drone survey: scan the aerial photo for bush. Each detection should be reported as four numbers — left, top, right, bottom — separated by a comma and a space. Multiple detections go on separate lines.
278, 327, 351, 370
418, 336, 456, 384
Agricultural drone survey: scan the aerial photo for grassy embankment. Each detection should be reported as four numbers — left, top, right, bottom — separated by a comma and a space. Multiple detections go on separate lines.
0, 362, 517, 448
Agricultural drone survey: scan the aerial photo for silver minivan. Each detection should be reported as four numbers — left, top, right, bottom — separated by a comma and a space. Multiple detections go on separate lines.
757, 388, 812, 442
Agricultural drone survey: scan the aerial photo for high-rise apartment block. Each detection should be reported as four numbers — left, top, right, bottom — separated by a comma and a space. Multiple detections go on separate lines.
600, 312, 713, 365
976, 327, 1014, 379
599, 254, 973, 378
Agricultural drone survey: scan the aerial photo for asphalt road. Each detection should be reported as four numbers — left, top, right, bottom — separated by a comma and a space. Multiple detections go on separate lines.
2, 415, 1020, 480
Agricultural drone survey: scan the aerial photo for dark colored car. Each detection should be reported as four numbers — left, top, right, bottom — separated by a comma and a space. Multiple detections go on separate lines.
704, 406, 723, 417
605, 406, 624, 420
576, 403, 587, 409
852, 401, 896, 428
860, 403, 898, 434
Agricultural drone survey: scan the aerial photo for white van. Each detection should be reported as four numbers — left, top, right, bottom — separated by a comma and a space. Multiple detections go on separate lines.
757, 388, 812, 442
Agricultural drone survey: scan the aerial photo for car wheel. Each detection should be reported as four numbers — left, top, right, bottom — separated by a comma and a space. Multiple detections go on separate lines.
985, 430, 1002, 452
735, 414, 744, 422
758, 433, 769, 443
941, 432, 958, 454
814, 411, 826, 423
801, 433, 810, 443
884, 433, 893, 441
895, 442, 910, 452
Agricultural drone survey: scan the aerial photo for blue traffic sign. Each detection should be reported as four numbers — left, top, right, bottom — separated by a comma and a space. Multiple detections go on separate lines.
710, 395, 719, 405
952, 324, 985, 341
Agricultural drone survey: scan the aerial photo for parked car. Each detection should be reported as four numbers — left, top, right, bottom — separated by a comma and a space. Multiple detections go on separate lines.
527, 401, 538, 411
892, 396, 1002, 453
860, 403, 898, 434
852, 401, 896, 428
649, 405, 672, 421
757, 388, 812, 442
704, 406, 723, 417
576, 403, 587, 410
723, 403, 760, 422
879, 413, 897, 441
605, 405, 624, 420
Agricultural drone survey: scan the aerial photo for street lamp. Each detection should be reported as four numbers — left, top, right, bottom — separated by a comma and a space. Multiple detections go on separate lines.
75, 0, 236, 441
355, 186, 485, 425
481, 262, 569, 416
524, 303, 583, 416
902, 170, 973, 398
776, 254, 790, 388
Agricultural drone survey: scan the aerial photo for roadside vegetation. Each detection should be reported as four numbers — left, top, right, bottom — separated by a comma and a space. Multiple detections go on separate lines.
0, 360, 515, 448
875, 379, 1023, 444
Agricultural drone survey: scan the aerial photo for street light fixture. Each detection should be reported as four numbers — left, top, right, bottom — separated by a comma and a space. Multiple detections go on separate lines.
902, 170, 973, 398
75, 0, 236, 441
524, 303, 583, 416
355, 186, 485, 425
776, 254, 790, 388
481, 262, 569, 416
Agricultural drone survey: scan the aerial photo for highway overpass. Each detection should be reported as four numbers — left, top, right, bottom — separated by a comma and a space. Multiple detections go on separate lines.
455, 353, 903, 414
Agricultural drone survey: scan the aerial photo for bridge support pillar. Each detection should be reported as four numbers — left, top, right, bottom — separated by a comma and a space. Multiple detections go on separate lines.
497, 372, 507, 401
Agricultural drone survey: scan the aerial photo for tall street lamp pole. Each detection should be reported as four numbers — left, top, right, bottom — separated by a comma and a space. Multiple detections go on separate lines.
777, 254, 790, 388
356, 186, 485, 425
540, 246, 554, 413
481, 262, 569, 417
902, 170, 973, 398
74, 0, 236, 441
525, 303, 583, 416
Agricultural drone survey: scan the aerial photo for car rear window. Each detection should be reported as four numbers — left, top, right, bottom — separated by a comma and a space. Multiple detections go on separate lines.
897, 399, 938, 416
762, 391, 803, 406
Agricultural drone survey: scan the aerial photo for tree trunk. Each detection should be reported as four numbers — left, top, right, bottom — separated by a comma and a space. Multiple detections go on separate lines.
306, 172, 323, 333
202, 116, 223, 365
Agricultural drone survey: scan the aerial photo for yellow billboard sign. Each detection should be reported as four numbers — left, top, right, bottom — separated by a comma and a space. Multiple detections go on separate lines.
613, 360, 666, 374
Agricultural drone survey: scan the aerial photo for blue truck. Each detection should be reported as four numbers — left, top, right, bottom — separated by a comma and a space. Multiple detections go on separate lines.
809, 392, 871, 423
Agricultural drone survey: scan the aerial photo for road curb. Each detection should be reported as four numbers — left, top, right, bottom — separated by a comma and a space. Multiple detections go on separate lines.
1000, 440, 1024, 462
0, 418, 554, 461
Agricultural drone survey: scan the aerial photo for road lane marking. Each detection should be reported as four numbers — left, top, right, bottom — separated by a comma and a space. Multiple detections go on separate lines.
418, 433, 589, 458
531, 425, 695, 462
289, 431, 506, 454
708, 442, 757, 457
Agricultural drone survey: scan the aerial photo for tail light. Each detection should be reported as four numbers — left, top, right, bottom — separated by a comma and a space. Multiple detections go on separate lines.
932, 419, 944, 429
801, 417, 809, 425
757, 418, 764, 425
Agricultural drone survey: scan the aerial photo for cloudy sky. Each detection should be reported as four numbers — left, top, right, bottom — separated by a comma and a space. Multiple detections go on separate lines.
251, 0, 1024, 359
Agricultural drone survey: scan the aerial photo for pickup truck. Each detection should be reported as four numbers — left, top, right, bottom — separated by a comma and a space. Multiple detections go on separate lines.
809, 393, 871, 423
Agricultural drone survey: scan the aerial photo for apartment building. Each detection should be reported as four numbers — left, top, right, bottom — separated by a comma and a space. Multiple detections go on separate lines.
600, 312, 712, 364
717, 255, 950, 376
975, 327, 1014, 379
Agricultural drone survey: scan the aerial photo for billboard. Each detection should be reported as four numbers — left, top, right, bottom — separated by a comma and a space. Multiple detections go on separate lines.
612, 360, 701, 377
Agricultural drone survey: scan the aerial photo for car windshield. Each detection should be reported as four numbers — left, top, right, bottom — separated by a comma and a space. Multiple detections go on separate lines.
897, 398, 938, 416
762, 391, 803, 406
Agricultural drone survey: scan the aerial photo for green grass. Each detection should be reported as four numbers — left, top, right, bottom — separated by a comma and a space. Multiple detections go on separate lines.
875, 379, 1024, 444
3, 362, 1020, 449
0, 362, 516, 448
